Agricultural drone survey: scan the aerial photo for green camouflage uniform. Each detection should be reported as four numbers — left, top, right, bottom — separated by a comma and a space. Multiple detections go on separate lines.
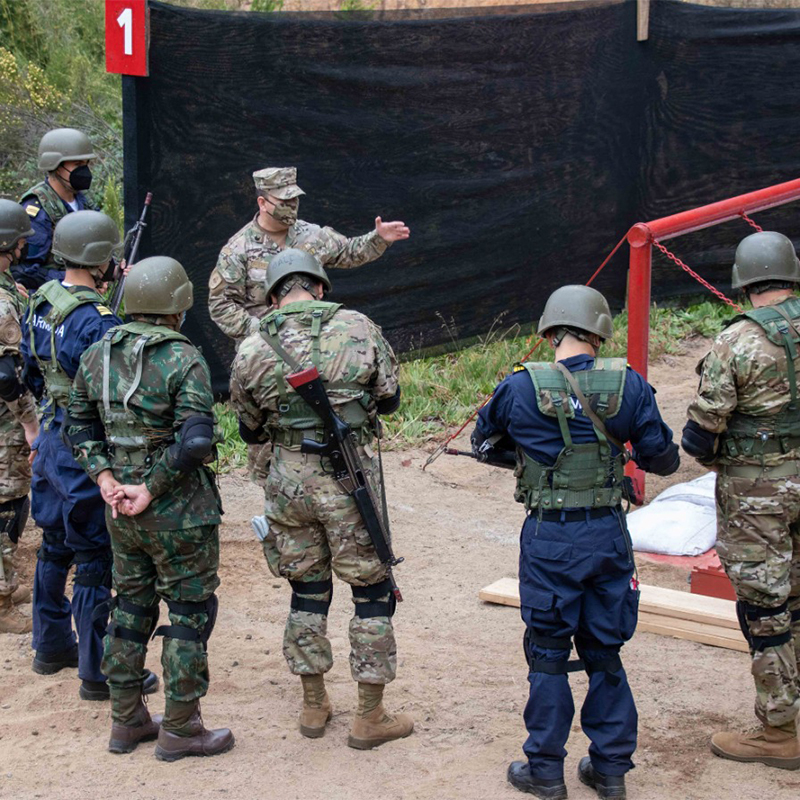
230, 300, 400, 684
67, 320, 223, 731
0, 270, 36, 597
688, 296, 800, 732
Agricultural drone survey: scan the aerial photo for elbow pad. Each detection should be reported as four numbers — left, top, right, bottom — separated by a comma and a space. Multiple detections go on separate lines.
646, 442, 680, 476
238, 419, 268, 445
681, 420, 718, 463
0, 355, 24, 402
168, 415, 215, 472
376, 387, 401, 416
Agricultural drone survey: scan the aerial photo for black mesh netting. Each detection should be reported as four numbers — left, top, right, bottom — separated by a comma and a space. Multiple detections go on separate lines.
124, 0, 800, 395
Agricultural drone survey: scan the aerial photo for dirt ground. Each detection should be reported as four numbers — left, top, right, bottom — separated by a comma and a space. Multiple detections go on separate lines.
3, 337, 800, 800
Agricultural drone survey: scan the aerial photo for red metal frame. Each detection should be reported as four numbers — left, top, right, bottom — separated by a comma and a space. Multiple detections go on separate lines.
625, 176, 800, 498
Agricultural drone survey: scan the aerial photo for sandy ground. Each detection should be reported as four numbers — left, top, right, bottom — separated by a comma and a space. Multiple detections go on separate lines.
3, 336, 800, 800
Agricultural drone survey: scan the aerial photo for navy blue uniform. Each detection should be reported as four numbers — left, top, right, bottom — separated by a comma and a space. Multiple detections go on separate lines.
476, 354, 676, 781
21, 285, 120, 682
14, 183, 91, 291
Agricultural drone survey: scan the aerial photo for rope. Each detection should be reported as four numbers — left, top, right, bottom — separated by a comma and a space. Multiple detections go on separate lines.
422, 232, 629, 470
740, 211, 763, 232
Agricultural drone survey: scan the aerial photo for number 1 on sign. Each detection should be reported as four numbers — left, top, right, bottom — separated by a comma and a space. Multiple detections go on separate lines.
117, 7, 133, 56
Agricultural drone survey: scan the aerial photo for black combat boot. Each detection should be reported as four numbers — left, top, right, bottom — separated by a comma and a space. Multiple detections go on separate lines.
507, 761, 568, 799
32, 644, 79, 675
80, 669, 160, 701
577, 756, 626, 799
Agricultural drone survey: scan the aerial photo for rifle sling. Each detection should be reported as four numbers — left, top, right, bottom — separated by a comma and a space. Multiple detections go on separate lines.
555, 362, 629, 459
260, 330, 304, 372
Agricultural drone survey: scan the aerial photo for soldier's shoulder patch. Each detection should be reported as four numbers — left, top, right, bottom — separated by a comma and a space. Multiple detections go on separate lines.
25, 204, 39, 217
512, 363, 526, 373
95, 305, 113, 316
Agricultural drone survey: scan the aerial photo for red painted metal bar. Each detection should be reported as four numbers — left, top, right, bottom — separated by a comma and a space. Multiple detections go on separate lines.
625, 176, 800, 500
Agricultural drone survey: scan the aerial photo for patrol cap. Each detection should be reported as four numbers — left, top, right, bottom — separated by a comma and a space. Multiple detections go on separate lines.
37, 128, 96, 171
51, 210, 120, 267
265, 248, 331, 298
252, 167, 305, 200
538, 285, 614, 340
731, 231, 800, 290
124, 256, 194, 315
0, 199, 34, 252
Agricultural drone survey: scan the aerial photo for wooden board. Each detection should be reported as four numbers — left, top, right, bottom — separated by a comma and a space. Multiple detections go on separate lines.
479, 578, 747, 653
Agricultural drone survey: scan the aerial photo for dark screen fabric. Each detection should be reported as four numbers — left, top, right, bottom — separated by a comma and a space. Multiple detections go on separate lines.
124, 0, 800, 395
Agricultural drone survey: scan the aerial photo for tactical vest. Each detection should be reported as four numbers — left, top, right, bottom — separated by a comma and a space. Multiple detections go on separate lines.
719, 297, 800, 461
20, 182, 69, 267
514, 358, 628, 511
27, 281, 105, 412
259, 301, 372, 447
98, 322, 191, 466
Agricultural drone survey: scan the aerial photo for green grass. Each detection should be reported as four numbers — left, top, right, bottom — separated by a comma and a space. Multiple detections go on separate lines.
213, 299, 735, 471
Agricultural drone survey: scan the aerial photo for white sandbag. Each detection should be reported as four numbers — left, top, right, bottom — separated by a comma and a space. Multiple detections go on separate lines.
627, 473, 717, 556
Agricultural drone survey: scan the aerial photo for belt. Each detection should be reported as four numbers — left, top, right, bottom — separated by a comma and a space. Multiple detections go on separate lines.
273, 445, 313, 462
533, 507, 619, 522
723, 461, 800, 479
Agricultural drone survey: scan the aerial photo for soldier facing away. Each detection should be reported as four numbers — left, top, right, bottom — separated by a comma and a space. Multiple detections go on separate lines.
683, 231, 800, 770
230, 249, 412, 749
0, 200, 39, 634
472, 285, 679, 800
67, 256, 233, 760
210, 166, 410, 486
14, 128, 97, 292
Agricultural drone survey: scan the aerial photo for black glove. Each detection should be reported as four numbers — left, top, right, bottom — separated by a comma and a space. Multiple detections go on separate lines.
471, 428, 491, 463
681, 421, 718, 465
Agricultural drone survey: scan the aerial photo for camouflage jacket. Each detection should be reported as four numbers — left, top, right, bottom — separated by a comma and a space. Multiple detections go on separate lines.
0, 270, 37, 429
67, 321, 222, 531
208, 215, 389, 342
230, 299, 398, 442
688, 296, 800, 466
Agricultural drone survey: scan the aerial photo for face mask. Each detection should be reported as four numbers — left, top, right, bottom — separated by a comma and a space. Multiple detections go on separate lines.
11, 242, 27, 266
65, 164, 93, 192
266, 198, 298, 227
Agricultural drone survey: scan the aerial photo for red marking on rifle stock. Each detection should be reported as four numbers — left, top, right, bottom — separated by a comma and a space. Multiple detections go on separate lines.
287, 367, 320, 388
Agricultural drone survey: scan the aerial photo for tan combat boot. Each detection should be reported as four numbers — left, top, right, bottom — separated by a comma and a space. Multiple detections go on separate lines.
155, 700, 235, 762
347, 682, 413, 750
711, 723, 800, 770
0, 594, 32, 634
299, 674, 332, 738
11, 585, 31, 605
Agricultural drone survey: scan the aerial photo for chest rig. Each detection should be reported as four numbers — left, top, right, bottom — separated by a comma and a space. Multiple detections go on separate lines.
720, 297, 800, 461
99, 322, 190, 466
514, 358, 628, 511
259, 301, 372, 447
20, 182, 70, 268
27, 281, 102, 412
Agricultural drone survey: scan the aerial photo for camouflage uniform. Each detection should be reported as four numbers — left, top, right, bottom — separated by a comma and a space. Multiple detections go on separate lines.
209, 168, 390, 486
230, 299, 400, 684
67, 320, 223, 732
0, 270, 36, 599
687, 296, 800, 732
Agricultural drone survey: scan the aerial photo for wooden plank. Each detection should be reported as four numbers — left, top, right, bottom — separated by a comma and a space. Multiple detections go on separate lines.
479, 577, 520, 608
637, 612, 749, 653
637, 0, 650, 42
639, 584, 738, 630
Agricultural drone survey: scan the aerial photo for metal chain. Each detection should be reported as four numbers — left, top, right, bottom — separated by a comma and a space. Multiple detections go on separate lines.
652, 240, 743, 312
739, 211, 763, 232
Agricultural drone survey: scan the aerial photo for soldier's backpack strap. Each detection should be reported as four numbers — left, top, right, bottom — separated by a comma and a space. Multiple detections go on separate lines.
768, 303, 800, 408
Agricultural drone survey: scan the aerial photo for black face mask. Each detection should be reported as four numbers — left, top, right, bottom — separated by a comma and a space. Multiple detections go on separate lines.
100, 259, 116, 282
66, 165, 93, 192
14, 242, 28, 266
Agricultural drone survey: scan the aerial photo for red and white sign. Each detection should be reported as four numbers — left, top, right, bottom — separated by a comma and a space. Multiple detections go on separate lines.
105, 0, 149, 77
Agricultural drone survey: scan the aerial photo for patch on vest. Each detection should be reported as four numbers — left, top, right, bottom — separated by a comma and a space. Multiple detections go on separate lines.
96, 305, 113, 316
25, 204, 39, 217
512, 363, 525, 373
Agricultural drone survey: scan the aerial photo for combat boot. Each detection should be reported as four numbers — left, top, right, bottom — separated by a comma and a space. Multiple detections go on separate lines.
32, 643, 79, 674
10, 585, 31, 605
299, 674, 332, 738
578, 757, 626, 799
347, 682, 413, 750
0, 594, 32, 634
80, 669, 160, 701
108, 697, 163, 754
711, 723, 800, 770
507, 761, 567, 799
154, 701, 234, 762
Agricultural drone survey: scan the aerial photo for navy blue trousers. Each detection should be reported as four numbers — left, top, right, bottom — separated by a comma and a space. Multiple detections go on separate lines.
519, 509, 639, 780
31, 424, 111, 682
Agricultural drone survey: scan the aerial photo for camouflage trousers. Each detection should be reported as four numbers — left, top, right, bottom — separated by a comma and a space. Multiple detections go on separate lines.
247, 442, 271, 487
716, 470, 800, 731
262, 446, 396, 684
101, 521, 220, 731
0, 415, 31, 597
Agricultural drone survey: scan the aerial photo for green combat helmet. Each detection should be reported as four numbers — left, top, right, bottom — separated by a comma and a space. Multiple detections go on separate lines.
0, 199, 34, 252
124, 256, 194, 314
731, 231, 800, 290
537, 284, 614, 340
265, 248, 332, 298
51, 210, 120, 267
37, 128, 96, 171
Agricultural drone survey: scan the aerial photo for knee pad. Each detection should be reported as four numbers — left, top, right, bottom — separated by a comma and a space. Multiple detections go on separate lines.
37, 531, 73, 569
154, 594, 218, 648
736, 600, 792, 652
0, 496, 29, 544
290, 578, 333, 616
95, 596, 160, 645
352, 578, 395, 619
523, 627, 584, 675
72, 551, 112, 588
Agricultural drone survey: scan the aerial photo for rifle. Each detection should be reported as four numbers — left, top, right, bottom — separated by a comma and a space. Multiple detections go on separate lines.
286, 366, 404, 603
110, 192, 152, 314
444, 446, 516, 470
